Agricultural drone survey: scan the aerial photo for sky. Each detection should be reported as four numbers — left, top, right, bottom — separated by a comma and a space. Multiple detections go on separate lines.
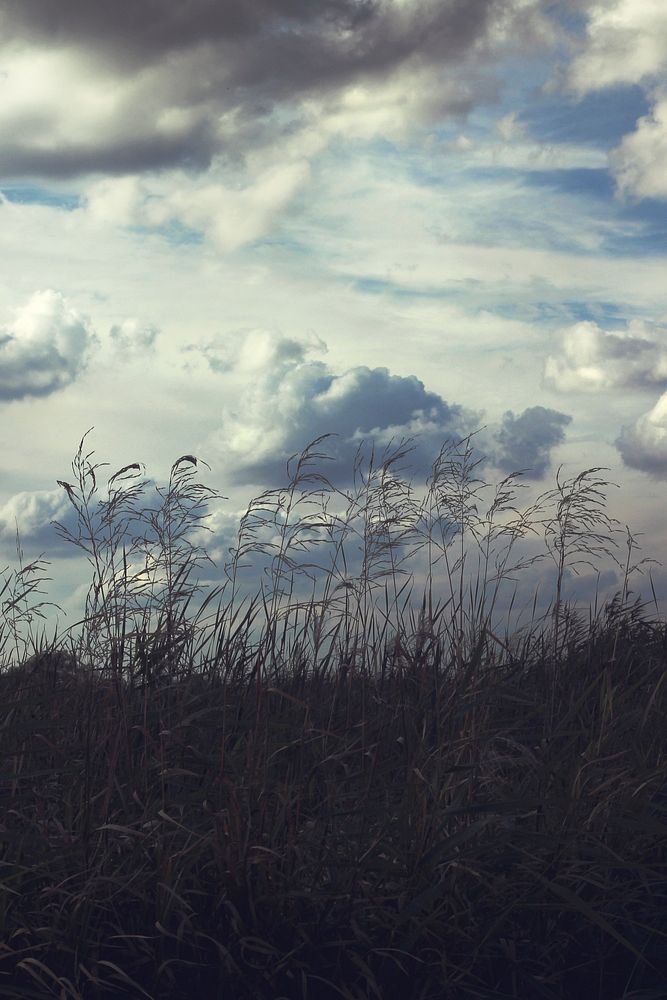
1, 0, 667, 630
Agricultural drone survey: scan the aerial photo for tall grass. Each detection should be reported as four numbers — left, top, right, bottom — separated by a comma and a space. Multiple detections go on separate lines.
0, 431, 665, 999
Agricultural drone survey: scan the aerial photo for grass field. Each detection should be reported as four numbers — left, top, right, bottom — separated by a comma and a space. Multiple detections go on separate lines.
1, 433, 666, 999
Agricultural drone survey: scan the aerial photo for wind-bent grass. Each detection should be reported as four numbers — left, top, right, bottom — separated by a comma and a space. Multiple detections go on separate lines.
0, 431, 665, 999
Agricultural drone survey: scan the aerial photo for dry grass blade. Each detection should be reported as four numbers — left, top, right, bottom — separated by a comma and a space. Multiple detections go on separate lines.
0, 432, 665, 999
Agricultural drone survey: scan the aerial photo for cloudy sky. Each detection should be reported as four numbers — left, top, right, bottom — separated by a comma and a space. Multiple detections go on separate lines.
1, 0, 667, 622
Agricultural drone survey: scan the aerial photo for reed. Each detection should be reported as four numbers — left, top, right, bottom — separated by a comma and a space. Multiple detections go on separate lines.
0, 431, 665, 999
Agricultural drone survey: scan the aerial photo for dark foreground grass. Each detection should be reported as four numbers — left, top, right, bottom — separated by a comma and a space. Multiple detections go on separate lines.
0, 434, 666, 999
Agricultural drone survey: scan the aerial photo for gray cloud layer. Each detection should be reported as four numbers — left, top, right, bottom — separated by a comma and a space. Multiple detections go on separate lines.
0, 0, 546, 180
0, 0, 512, 72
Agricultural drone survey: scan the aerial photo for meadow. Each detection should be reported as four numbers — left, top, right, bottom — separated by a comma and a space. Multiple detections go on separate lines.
0, 432, 666, 999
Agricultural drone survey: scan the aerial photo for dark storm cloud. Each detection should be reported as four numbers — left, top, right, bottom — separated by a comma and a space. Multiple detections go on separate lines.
0, 0, 543, 179
1, 0, 504, 72
0, 0, 264, 56
493, 406, 572, 478
0, 127, 218, 181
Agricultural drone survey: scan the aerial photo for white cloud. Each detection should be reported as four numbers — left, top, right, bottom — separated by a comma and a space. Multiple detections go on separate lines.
616, 392, 667, 477
85, 176, 145, 226
0, 290, 97, 400
561, 0, 667, 202
544, 319, 667, 392
610, 95, 667, 199
81, 155, 313, 251
0, 487, 70, 550
495, 110, 527, 142
0, 47, 124, 145
109, 318, 159, 355
307, 60, 486, 143
566, 0, 667, 94
148, 161, 312, 252
0, 45, 213, 178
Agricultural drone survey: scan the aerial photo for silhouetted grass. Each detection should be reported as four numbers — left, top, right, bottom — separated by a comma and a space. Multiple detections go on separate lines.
0, 432, 665, 999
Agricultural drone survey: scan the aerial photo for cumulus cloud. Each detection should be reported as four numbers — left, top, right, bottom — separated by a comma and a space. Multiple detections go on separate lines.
493, 406, 571, 478
207, 330, 472, 483
544, 319, 667, 392
560, 0, 667, 201
610, 95, 667, 199
566, 0, 667, 95
0, 487, 72, 552
0, 1, 552, 183
203, 330, 569, 484
616, 393, 667, 477
0, 290, 97, 401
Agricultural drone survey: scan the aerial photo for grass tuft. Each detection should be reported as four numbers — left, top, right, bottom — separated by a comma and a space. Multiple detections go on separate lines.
0, 433, 665, 999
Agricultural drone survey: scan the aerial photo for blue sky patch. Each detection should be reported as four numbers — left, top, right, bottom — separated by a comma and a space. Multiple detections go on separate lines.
1, 185, 81, 211
521, 86, 650, 150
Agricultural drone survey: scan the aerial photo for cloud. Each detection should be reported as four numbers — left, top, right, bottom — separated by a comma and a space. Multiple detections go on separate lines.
0, 487, 72, 553
208, 330, 473, 483
566, 0, 667, 95
203, 330, 569, 484
0, 47, 217, 180
0, 1, 552, 183
0, 290, 97, 401
544, 318, 667, 392
559, 0, 667, 202
109, 318, 159, 355
493, 406, 571, 478
84, 175, 146, 226
0, 0, 544, 80
142, 160, 313, 251
494, 110, 527, 142
610, 95, 667, 199
616, 392, 667, 478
